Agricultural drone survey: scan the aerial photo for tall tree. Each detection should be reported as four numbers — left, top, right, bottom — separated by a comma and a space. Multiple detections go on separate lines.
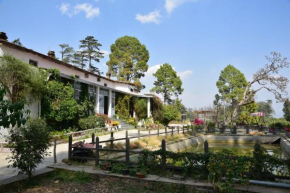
71, 51, 87, 69
150, 63, 183, 104
232, 52, 289, 121
59, 44, 74, 63
216, 64, 248, 124
257, 100, 274, 118
283, 99, 290, 122
79, 36, 104, 74
11, 38, 22, 46
213, 94, 222, 127
106, 36, 149, 91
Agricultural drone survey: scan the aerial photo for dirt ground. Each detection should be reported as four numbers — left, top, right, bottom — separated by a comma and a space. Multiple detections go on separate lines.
0, 170, 196, 193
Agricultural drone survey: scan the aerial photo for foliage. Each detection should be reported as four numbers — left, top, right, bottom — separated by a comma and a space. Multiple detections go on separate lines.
134, 98, 147, 120
0, 84, 29, 128
162, 105, 180, 126
0, 54, 47, 102
237, 102, 258, 125
207, 121, 215, 128
106, 36, 149, 91
283, 99, 290, 122
115, 94, 131, 119
151, 95, 164, 123
6, 118, 51, 180
77, 97, 95, 118
208, 150, 249, 192
11, 38, 22, 46
193, 118, 204, 125
78, 115, 106, 130
172, 98, 187, 114
213, 94, 222, 127
150, 63, 183, 104
59, 44, 74, 63
71, 51, 88, 69
257, 100, 275, 119
79, 36, 104, 74
216, 64, 248, 124
41, 80, 78, 130
224, 52, 289, 124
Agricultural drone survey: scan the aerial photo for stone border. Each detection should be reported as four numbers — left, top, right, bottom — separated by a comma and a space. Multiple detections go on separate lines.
47, 163, 290, 193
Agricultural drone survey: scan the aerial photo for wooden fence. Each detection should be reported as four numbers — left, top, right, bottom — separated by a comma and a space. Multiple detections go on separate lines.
67, 125, 191, 166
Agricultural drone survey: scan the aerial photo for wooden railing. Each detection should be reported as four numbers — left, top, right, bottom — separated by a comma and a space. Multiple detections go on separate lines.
68, 125, 191, 165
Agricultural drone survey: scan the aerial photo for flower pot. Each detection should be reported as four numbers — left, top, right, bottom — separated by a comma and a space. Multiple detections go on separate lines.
136, 172, 146, 178
122, 169, 129, 175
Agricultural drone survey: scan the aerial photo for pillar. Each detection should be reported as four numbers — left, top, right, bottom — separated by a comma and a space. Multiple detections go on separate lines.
108, 89, 112, 118
95, 86, 100, 113
147, 97, 151, 118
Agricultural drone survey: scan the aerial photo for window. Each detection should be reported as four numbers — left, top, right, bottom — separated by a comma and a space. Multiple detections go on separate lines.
104, 83, 107, 87
97, 77, 101, 82
74, 82, 81, 100
89, 85, 96, 100
29, 59, 38, 67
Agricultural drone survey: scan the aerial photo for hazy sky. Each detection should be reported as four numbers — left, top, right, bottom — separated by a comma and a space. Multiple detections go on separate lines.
1, 0, 290, 117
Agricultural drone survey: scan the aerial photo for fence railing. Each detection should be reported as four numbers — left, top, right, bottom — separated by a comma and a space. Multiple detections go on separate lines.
67, 125, 191, 165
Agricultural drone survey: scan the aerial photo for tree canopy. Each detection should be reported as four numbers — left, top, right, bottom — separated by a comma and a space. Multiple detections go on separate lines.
150, 63, 183, 104
106, 36, 149, 91
59, 44, 74, 63
0, 54, 47, 102
79, 36, 104, 74
257, 100, 274, 118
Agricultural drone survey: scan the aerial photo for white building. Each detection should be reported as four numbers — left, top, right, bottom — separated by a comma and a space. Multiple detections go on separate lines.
0, 32, 152, 118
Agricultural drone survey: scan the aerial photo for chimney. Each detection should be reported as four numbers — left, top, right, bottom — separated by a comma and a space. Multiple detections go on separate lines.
0, 32, 8, 41
106, 72, 111, 79
48, 51, 55, 58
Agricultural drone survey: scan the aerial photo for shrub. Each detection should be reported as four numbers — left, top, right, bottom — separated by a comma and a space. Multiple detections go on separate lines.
111, 121, 119, 126
134, 98, 147, 120
6, 118, 51, 180
162, 105, 180, 126
78, 115, 106, 130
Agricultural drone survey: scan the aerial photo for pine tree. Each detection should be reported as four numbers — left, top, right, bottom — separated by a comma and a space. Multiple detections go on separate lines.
79, 36, 104, 74
59, 44, 74, 63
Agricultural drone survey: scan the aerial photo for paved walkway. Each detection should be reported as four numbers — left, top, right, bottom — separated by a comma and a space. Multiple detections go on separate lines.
0, 128, 173, 182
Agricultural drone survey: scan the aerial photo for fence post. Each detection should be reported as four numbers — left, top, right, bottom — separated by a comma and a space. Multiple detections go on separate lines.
161, 139, 166, 171
68, 135, 72, 161
110, 132, 114, 149
54, 137, 57, 163
126, 130, 128, 140
138, 129, 140, 139
182, 125, 185, 134
204, 140, 209, 153
92, 133, 95, 144
171, 127, 173, 136
126, 139, 130, 163
157, 126, 160, 137
177, 126, 179, 134
95, 137, 99, 166
165, 126, 167, 135
149, 129, 151, 137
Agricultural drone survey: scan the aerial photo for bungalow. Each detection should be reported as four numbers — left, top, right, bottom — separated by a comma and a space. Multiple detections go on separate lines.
0, 32, 152, 118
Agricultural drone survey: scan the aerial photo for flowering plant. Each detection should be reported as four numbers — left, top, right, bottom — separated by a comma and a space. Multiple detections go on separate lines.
193, 118, 204, 125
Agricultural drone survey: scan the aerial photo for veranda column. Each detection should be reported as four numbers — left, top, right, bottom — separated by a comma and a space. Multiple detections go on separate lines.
147, 97, 151, 118
95, 86, 100, 113
108, 89, 112, 118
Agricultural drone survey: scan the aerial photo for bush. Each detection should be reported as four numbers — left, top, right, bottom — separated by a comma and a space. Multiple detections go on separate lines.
134, 98, 147, 120
111, 121, 119, 126
78, 115, 106, 130
6, 118, 51, 180
162, 105, 180, 126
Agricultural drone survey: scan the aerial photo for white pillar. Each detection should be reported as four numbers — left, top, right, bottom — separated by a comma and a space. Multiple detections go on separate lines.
147, 97, 151, 118
108, 89, 112, 118
95, 86, 100, 113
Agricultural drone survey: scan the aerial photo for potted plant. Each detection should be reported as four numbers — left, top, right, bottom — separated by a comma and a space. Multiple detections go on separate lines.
136, 170, 147, 178
100, 161, 111, 170
194, 118, 204, 132
207, 122, 216, 133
